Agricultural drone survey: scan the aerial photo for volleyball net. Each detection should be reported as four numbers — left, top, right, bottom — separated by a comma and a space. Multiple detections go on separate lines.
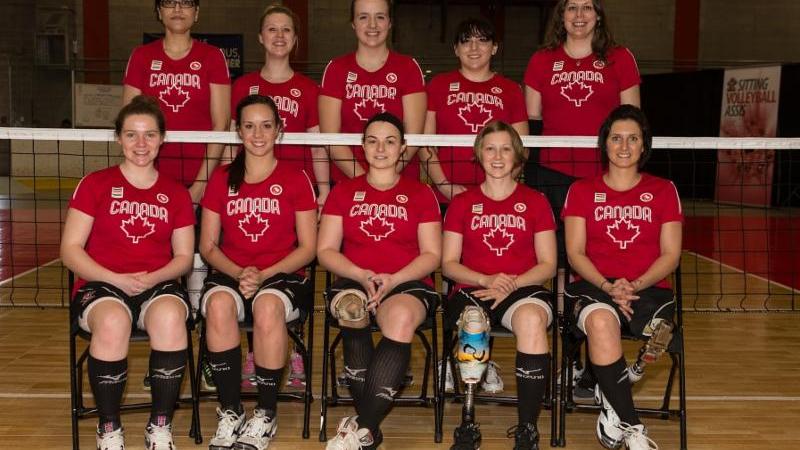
0, 127, 798, 312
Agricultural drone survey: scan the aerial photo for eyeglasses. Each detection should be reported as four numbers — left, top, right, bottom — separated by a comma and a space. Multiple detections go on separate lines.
160, 0, 196, 9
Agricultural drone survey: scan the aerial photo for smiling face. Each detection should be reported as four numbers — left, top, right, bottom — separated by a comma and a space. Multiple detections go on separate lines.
259, 12, 297, 58
562, 0, 597, 40
158, 0, 198, 34
118, 114, 164, 168
238, 103, 280, 159
363, 120, 405, 169
455, 34, 497, 73
605, 119, 644, 170
351, 0, 392, 49
478, 130, 518, 179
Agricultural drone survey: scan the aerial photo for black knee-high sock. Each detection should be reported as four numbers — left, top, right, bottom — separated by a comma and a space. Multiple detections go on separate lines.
341, 327, 374, 403
88, 355, 128, 431
149, 349, 187, 426
207, 346, 242, 412
516, 352, 550, 426
255, 366, 283, 415
592, 357, 640, 425
357, 337, 411, 434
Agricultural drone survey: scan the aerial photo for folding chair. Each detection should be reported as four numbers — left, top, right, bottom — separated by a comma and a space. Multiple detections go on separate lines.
318, 272, 441, 442
194, 263, 317, 439
557, 267, 687, 449
68, 272, 202, 450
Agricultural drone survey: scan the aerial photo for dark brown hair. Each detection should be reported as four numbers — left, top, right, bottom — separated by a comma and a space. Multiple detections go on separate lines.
114, 95, 165, 137
229, 95, 283, 192
598, 104, 652, 169
541, 0, 617, 62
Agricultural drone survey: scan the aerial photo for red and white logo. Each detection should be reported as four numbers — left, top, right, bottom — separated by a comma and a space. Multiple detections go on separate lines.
228, 186, 238, 197
471, 203, 483, 214
514, 202, 526, 213
449, 82, 460, 92
151, 60, 163, 71
121, 215, 156, 244
270, 184, 283, 196
491, 86, 503, 94
458, 103, 493, 133
238, 212, 270, 242
594, 193, 606, 203
593, 60, 606, 70
606, 219, 640, 250
354, 98, 386, 121
249, 85, 259, 95
190, 61, 202, 71
386, 73, 398, 83
159, 86, 191, 112
552, 61, 564, 71
111, 187, 124, 199
290, 88, 301, 98
640, 193, 653, 202
396, 195, 408, 204
560, 81, 594, 107
483, 226, 515, 256
346, 72, 358, 83
360, 216, 395, 241
157, 193, 169, 204
353, 191, 366, 202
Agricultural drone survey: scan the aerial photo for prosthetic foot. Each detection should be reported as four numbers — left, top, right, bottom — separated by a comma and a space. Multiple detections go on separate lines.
628, 319, 674, 383
330, 289, 369, 328
451, 306, 491, 449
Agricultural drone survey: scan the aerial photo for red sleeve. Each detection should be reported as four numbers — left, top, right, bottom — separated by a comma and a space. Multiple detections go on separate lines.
200, 167, 227, 213
293, 171, 318, 212
320, 59, 345, 99
207, 45, 231, 85
614, 47, 641, 91
443, 192, 467, 234
416, 184, 442, 223
403, 57, 426, 96
321, 182, 347, 217
172, 185, 196, 229
123, 46, 146, 90
532, 192, 557, 233
426, 76, 442, 112
523, 51, 546, 91
305, 81, 320, 129
506, 80, 528, 124
561, 180, 589, 219
69, 173, 100, 217
230, 77, 249, 121
659, 181, 683, 224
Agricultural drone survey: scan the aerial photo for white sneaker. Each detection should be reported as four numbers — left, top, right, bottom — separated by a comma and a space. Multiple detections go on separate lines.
144, 422, 175, 450
595, 387, 624, 449
620, 423, 658, 450
235, 409, 277, 450
96, 426, 125, 450
325, 416, 374, 450
437, 359, 454, 392
209, 407, 245, 449
481, 360, 504, 393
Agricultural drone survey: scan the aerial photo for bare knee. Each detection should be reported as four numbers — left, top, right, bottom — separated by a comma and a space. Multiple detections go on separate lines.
377, 298, 424, 342
253, 294, 286, 334
584, 309, 620, 341
205, 293, 238, 326
144, 297, 187, 350
89, 304, 131, 345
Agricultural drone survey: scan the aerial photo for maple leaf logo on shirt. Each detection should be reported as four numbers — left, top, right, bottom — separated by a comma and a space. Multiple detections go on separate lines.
458, 103, 493, 133
560, 81, 594, 107
238, 212, 269, 243
606, 219, 640, 249
354, 98, 386, 121
121, 215, 156, 244
360, 215, 395, 241
159, 85, 190, 112
482, 226, 514, 256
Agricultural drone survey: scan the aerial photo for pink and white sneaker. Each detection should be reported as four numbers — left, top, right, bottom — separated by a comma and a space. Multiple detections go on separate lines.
241, 351, 256, 389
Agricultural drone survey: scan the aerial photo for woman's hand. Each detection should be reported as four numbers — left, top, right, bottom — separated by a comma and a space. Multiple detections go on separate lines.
478, 273, 517, 295
238, 266, 262, 298
115, 271, 149, 296
608, 278, 639, 320
366, 273, 395, 312
472, 288, 510, 310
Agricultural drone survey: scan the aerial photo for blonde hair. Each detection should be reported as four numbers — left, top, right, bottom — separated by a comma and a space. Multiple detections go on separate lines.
473, 121, 527, 169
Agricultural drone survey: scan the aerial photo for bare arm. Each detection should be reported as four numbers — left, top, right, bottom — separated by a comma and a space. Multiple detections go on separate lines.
122, 85, 142, 106
319, 95, 364, 178
189, 83, 231, 202
317, 214, 376, 294
198, 207, 244, 279
260, 209, 318, 278
511, 120, 530, 178
307, 124, 331, 206
419, 111, 463, 199
514, 229, 557, 287
565, 216, 612, 292
397, 92, 427, 172
631, 221, 682, 291
61, 209, 126, 285
140, 225, 194, 286
525, 86, 543, 120
441, 230, 484, 286
620, 85, 641, 107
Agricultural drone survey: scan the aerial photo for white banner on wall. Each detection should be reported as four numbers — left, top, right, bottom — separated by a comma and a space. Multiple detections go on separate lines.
74, 83, 123, 128
716, 66, 781, 206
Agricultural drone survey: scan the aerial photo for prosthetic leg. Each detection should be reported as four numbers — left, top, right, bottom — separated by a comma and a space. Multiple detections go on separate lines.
330, 289, 370, 329
451, 306, 491, 450
627, 319, 674, 383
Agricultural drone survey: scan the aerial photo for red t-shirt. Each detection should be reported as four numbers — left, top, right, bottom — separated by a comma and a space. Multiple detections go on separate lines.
444, 184, 555, 292
231, 71, 321, 184
562, 173, 682, 287
201, 162, 316, 271
321, 175, 440, 282
427, 70, 528, 202
69, 166, 195, 292
320, 51, 425, 182
523, 46, 640, 178
124, 39, 231, 186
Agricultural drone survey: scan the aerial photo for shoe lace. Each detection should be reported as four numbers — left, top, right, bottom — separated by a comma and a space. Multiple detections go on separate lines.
326, 424, 370, 450
619, 422, 658, 450
213, 408, 241, 439
239, 409, 274, 439
507, 424, 538, 449
98, 428, 124, 450
146, 423, 173, 448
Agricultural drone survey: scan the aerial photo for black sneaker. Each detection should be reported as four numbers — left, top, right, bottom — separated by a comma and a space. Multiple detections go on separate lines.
450, 422, 481, 450
508, 422, 540, 450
